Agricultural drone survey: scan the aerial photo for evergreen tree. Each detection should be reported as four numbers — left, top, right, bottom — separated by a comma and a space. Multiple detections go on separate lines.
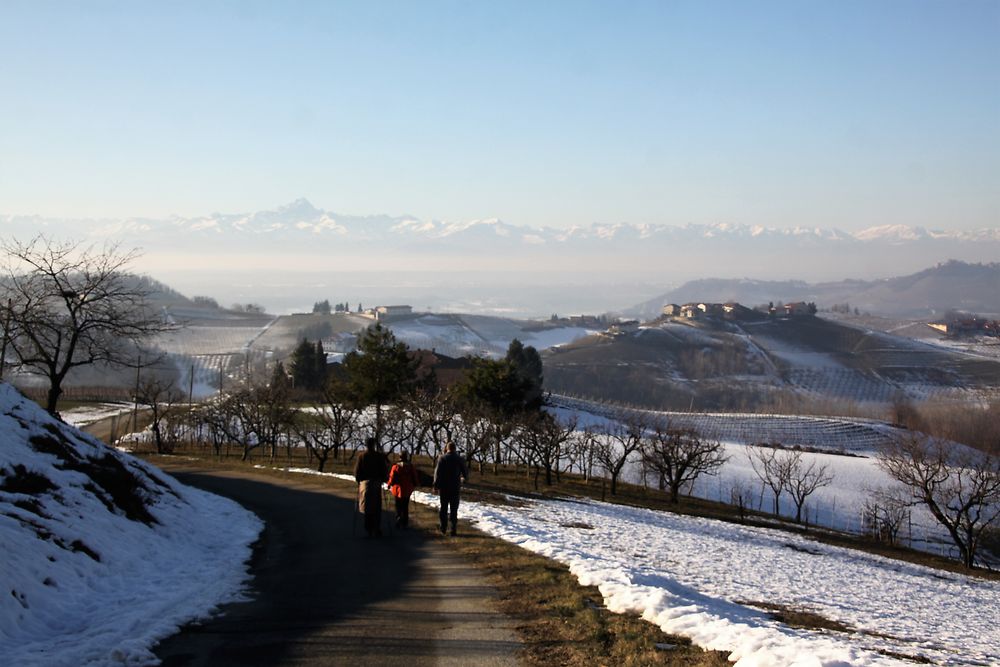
290, 338, 318, 390
312, 299, 332, 315
453, 354, 537, 418
341, 323, 417, 443
505, 339, 544, 410
271, 360, 290, 390
314, 340, 328, 387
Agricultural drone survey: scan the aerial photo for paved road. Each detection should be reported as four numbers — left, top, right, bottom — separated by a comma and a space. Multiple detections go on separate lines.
152, 465, 522, 666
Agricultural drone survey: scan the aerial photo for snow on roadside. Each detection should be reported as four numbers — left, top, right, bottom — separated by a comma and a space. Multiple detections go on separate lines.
58, 403, 132, 427
0, 384, 262, 667
279, 465, 999, 666
458, 494, 999, 666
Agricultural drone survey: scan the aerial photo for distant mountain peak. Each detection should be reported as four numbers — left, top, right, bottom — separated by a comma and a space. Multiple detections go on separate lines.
277, 198, 320, 216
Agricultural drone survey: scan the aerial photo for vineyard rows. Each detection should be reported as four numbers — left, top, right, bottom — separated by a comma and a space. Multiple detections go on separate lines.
550, 394, 901, 453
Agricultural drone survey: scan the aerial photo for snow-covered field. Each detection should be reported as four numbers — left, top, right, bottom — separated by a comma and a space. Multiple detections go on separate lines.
455, 492, 999, 667
0, 384, 262, 666
552, 397, 982, 558
58, 402, 133, 427
552, 395, 899, 452
387, 314, 598, 359
280, 466, 1000, 666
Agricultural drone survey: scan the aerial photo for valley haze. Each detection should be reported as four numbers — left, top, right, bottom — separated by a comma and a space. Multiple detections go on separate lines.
4, 199, 999, 317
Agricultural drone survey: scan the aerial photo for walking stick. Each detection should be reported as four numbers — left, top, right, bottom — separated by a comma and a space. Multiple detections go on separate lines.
382, 485, 395, 537
351, 489, 359, 537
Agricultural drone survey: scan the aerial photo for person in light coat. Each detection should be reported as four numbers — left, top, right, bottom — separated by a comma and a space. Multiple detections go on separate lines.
353, 437, 388, 537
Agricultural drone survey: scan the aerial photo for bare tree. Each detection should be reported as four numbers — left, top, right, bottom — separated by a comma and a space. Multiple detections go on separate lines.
216, 383, 294, 462
292, 401, 360, 473
747, 444, 793, 516
185, 401, 230, 458
641, 423, 728, 503
136, 375, 185, 454
862, 487, 911, 546
784, 450, 834, 523
563, 427, 598, 481
730, 480, 752, 523
404, 389, 455, 461
380, 404, 419, 454
453, 409, 494, 475
878, 433, 1000, 568
1, 236, 171, 414
593, 415, 646, 496
517, 412, 577, 488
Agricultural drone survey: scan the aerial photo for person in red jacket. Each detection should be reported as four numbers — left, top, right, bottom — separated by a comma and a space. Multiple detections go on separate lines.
387, 450, 421, 529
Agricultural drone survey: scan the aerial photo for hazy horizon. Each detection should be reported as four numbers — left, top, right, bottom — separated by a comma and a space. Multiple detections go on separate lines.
2, 1, 997, 232
2, 2, 997, 315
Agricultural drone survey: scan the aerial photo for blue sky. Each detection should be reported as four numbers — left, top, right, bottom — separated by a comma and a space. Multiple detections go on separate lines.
1, 1, 997, 231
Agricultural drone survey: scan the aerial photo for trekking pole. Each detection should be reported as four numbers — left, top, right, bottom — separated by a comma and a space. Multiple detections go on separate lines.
351, 491, 359, 537
383, 485, 395, 537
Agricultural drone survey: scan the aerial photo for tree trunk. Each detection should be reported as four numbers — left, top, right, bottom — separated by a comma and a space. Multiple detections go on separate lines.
46, 381, 63, 415
669, 482, 680, 504
152, 422, 163, 454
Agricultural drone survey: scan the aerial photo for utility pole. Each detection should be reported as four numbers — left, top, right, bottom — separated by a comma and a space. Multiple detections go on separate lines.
132, 354, 141, 435
0, 299, 12, 381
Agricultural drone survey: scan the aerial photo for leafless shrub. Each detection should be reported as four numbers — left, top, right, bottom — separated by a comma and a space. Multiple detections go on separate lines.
862, 488, 911, 546
730, 480, 752, 523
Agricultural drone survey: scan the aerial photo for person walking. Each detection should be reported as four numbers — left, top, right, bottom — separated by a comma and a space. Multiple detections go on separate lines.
387, 450, 421, 529
353, 436, 388, 537
432, 441, 468, 536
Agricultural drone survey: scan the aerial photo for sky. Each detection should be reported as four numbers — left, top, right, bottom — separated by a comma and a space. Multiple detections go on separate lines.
1, 1, 997, 232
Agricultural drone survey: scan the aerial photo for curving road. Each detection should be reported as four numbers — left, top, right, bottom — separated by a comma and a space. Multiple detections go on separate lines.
151, 464, 521, 666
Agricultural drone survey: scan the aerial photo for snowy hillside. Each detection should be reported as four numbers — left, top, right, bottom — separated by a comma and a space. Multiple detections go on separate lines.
544, 316, 1000, 411
0, 384, 261, 666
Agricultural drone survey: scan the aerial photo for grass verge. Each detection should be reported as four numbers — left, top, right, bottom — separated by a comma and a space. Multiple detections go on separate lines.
408, 500, 731, 666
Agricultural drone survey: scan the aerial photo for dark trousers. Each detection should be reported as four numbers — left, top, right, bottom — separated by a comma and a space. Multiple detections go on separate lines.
394, 496, 411, 528
439, 491, 460, 532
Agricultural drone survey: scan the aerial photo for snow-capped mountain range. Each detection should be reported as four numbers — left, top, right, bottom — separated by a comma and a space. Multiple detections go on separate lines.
5, 198, 999, 249
4, 200, 998, 316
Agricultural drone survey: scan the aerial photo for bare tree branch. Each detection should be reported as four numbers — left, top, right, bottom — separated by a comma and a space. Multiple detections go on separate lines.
878, 432, 1000, 568
2, 235, 173, 414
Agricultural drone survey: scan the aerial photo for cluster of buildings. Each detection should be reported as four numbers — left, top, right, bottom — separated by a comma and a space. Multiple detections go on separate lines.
927, 317, 1000, 338
661, 301, 816, 321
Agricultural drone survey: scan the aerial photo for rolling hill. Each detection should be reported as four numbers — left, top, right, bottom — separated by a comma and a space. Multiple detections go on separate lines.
542, 313, 1000, 412
629, 260, 1000, 319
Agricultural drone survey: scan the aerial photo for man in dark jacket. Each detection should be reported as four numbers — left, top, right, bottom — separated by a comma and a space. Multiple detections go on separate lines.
353, 436, 388, 537
432, 440, 468, 536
